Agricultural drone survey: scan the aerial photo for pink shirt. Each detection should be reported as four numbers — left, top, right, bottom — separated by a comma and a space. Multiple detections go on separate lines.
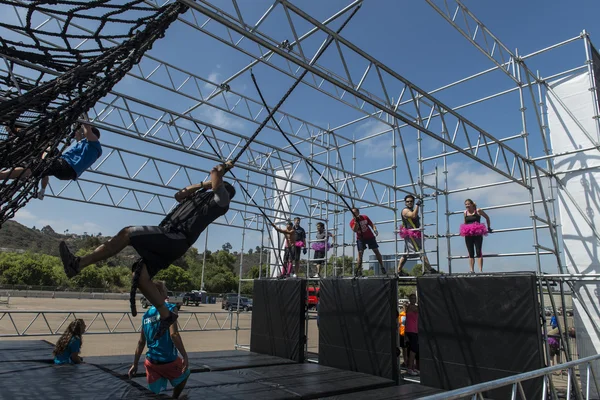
405, 310, 418, 333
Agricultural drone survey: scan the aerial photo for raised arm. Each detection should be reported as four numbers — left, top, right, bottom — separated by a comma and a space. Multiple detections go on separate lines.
174, 161, 233, 203
128, 331, 146, 378
403, 202, 420, 219
170, 323, 188, 372
271, 223, 288, 234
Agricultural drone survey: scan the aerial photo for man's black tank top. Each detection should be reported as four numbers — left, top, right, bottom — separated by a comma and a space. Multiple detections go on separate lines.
402, 207, 420, 228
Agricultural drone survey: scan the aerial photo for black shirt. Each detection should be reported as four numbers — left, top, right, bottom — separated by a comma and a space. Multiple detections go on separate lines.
161, 190, 229, 244
294, 225, 306, 245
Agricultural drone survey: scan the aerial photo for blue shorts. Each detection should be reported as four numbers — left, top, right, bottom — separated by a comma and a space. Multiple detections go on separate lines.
357, 237, 378, 251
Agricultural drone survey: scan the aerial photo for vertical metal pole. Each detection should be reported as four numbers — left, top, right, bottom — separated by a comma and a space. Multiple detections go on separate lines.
443, 122, 451, 274
435, 166, 440, 270
392, 125, 399, 275
416, 120, 426, 271
201, 226, 208, 290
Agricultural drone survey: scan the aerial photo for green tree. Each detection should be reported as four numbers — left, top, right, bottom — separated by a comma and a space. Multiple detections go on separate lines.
0, 252, 62, 286
154, 265, 193, 292
213, 250, 237, 273
410, 263, 423, 277
204, 265, 237, 293
73, 265, 105, 288
222, 242, 232, 252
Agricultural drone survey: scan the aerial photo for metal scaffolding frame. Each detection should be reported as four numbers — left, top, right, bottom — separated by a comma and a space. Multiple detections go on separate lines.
2, 0, 600, 392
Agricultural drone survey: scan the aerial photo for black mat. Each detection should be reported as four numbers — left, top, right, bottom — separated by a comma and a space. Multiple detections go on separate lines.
251, 279, 306, 362
134, 362, 395, 399
318, 383, 444, 399
418, 273, 544, 399
85, 349, 296, 377
319, 278, 399, 382
0, 340, 55, 362
0, 362, 164, 400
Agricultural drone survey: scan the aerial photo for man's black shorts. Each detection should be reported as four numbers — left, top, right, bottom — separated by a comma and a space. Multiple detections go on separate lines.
294, 245, 303, 261
283, 246, 296, 263
356, 237, 379, 251
33, 158, 77, 180
129, 226, 190, 279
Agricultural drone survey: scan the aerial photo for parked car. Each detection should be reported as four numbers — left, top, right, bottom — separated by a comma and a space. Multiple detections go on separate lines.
222, 293, 238, 310
222, 294, 252, 312
183, 292, 203, 306
141, 291, 183, 310
307, 286, 319, 310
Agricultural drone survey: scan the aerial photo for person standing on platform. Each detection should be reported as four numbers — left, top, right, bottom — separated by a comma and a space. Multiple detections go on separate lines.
53, 319, 86, 365
405, 293, 419, 376
312, 222, 333, 278
459, 199, 492, 273
397, 195, 435, 276
128, 280, 190, 399
271, 221, 297, 277
349, 207, 386, 277
399, 304, 409, 368
293, 217, 307, 276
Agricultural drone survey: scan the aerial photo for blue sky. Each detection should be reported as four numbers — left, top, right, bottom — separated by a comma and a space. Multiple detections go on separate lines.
7, 0, 600, 274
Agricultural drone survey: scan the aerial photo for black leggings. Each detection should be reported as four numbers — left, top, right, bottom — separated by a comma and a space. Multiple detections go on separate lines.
465, 236, 483, 258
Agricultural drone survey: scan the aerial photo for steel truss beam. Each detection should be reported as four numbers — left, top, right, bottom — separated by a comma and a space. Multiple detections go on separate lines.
176, 0, 551, 189
0, 310, 244, 337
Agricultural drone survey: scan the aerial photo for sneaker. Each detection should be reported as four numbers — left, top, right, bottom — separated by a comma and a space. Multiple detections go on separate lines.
312, 274, 320, 278
397, 270, 409, 277
153, 311, 179, 340
292, 274, 297, 278
423, 268, 439, 275
380, 267, 387, 275
354, 267, 363, 278
59, 241, 80, 278
407, 369, 420, 376
36, 190, 45, 200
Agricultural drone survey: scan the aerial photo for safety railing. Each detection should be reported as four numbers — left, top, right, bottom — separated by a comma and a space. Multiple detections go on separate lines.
0, 310, 249, 337
418, 354, 600, 400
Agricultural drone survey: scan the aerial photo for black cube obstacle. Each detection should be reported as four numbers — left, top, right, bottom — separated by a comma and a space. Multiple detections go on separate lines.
418, 272, 545, 399
250, 278, 306, 363
318, 277, 399, 382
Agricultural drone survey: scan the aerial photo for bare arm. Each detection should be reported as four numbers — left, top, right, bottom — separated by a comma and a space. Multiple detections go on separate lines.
70, 352, 83, 364
403, 205, 419, 219
271, 223, 287, 234
81, 124, 98, 142
174, 181, 211, 202
170, 323, 188, 372
478, 209, 491, 229
128, 331, 146, 378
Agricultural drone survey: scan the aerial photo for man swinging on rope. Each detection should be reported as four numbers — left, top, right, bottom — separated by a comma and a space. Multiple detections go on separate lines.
397, 195, 437, 276
59, 161, 235, 339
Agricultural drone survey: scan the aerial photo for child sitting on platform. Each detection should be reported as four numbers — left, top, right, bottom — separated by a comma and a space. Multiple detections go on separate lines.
53, 319, 86, 365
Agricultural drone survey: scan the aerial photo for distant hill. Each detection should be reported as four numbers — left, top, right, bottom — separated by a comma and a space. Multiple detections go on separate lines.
0, 220, 265, 275
0, 220, 139, 266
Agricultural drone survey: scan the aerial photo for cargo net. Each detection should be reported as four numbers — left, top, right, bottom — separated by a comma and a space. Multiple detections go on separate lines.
0, 0, 189, 227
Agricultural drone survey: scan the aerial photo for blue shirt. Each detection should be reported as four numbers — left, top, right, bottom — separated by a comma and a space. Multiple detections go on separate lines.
550, 316, 558, 329
54, 336, 81, 365
61, 138, 102, 178
143, 303, 178, 363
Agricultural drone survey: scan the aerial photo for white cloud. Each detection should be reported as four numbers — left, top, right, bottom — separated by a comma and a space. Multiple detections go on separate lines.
204, 71, 221, 91
444, 161, 529, 211
354, 120, 396, 158
14, 209, 36, 221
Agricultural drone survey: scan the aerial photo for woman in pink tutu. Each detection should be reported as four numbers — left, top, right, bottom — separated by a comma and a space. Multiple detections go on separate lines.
460, 199, 492, 273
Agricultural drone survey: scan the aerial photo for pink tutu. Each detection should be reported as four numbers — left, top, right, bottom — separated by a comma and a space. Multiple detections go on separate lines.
460, 222, 488, 237
295, 241, 305, 247
311, 242, 332, 251
399, 227, 422, 240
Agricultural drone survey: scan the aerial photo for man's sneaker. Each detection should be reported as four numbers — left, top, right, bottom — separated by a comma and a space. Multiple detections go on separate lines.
59, 241, 80, 278
153, 311, 179, 340
380, 267, 387, 275
354, 268, 363, 278
423, 268, 439, 275
407, 369, 420, 376
312, 274, 320, 278
397, 270, 409, 277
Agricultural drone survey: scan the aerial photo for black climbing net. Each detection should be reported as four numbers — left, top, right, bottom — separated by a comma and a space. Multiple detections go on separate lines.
0, 0, 189, 227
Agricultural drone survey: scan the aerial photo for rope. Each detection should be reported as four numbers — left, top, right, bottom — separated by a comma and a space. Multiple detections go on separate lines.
229, 4, 362, 165
192, 121, 285, 277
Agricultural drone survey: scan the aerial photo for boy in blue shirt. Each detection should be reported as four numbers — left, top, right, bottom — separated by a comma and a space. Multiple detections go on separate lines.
0, 116, 102, 199
128, 280, 190, 398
